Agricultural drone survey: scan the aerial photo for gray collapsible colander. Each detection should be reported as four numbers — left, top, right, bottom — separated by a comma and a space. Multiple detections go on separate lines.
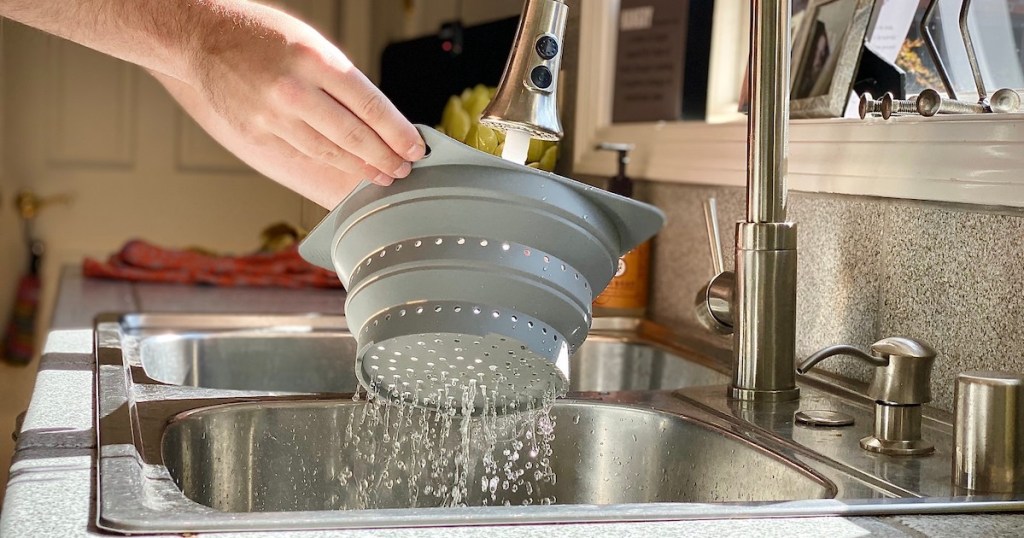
299, 125, 664, 414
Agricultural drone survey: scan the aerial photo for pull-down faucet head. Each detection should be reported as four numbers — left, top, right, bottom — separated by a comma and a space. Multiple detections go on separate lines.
480, 0, 568, 142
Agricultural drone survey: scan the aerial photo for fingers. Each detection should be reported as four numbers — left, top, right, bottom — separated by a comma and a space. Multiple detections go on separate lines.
260, 43, 424, 186
320, 67, 426, 162
303, 89, 412, 182
261, 133, 369, 207
279, 121, 393, 186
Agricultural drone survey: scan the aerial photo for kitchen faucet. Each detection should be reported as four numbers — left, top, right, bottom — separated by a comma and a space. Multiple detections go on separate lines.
696, 0, 801, 402
494, 0, 800, 402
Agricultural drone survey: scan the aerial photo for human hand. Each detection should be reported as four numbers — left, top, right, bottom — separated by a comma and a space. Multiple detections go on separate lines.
187, 3, 425, 186
152, 69, 375, 209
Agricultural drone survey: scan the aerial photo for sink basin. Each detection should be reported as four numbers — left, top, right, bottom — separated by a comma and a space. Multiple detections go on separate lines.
98, 313, 1024, 534
138, 320, 727, 394
162, 400, 834, 512
141, 332, 360, 393
570, 336, 726, 391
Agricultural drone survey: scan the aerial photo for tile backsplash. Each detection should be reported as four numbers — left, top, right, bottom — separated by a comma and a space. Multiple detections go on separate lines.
641, 182, 1024, 412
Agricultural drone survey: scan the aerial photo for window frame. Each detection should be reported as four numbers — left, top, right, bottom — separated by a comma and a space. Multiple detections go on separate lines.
572, 0, 1024, 209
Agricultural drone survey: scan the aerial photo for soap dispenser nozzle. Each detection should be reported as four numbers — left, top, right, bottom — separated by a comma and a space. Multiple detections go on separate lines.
595, 143, 635, 198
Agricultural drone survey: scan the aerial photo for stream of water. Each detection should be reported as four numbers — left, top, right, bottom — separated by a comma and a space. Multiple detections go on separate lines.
336, 376, 564, 509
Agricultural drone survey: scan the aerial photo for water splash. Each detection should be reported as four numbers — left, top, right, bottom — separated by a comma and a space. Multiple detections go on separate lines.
334, 375, 562, 509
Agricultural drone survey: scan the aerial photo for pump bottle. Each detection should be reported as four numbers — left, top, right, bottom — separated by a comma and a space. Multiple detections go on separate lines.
592, 143, 651, 318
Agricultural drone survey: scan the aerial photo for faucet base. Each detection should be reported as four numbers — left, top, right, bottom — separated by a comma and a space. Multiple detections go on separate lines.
860, 436, 935, 456
731, 222, 799, 402
730, 386, 800, 403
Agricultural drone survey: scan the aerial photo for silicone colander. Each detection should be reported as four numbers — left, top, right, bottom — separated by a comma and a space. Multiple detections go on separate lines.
299, 126, 664, 414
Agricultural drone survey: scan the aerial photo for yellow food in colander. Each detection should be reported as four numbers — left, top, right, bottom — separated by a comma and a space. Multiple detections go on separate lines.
436, 84, 559, 172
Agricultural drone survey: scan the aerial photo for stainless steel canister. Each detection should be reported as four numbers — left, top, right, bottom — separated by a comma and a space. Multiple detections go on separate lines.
953, 371, 1024, 493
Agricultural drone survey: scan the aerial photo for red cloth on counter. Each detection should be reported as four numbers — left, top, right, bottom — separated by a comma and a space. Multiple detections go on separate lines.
83, 240, 343, 288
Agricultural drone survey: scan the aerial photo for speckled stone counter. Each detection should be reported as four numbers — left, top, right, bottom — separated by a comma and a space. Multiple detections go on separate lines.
643, 185, 1024, 415
2, 267, 1022, 537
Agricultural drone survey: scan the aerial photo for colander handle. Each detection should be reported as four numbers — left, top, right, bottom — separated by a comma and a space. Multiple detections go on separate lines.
411, 124, 540, 176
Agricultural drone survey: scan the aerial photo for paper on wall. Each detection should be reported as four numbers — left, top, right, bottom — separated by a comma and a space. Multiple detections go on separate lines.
867, 0, 919, 64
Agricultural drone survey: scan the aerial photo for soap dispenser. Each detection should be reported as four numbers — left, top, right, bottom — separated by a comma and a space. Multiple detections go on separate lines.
592, 143, 651, 318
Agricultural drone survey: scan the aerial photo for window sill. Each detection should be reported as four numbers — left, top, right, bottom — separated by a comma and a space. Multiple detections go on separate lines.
572, 114, 1024, 208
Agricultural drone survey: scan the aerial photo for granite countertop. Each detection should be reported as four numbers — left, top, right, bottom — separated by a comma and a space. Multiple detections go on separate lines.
1, 267, 1021, 537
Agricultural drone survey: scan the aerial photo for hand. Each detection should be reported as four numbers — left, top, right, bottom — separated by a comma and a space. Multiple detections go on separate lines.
152, 70, 372, 209
188, 3, 426, 186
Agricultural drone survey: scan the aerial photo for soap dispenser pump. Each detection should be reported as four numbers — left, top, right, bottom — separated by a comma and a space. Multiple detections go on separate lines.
593, 143, 651, 318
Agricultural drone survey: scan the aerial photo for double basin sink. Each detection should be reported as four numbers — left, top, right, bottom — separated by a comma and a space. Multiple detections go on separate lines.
95, 314, 1021, 533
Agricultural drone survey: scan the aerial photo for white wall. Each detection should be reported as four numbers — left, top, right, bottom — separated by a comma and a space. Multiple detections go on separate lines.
0, 20, 40, 510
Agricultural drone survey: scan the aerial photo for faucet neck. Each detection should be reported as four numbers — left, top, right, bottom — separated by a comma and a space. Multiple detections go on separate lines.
746, 0, 791, 224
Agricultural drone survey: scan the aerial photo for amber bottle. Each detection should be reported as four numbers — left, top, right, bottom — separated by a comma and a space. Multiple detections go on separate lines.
592, 143, 651, 318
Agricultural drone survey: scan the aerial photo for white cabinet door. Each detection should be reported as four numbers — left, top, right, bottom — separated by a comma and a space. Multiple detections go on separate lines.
0, 22, 36, 508
0, 25, 24, 330
0, 0, 341, 340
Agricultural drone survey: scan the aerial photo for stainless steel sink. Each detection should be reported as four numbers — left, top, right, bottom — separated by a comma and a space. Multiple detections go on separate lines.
162, 400, 832, 512
95, 314, 1024, 534
137, 317, 727, 393
141, 332, 360, 393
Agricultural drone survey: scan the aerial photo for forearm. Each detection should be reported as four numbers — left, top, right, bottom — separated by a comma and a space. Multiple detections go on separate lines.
152, 70, 360, 208
4, 0, 423, 196
0, 0, 264, 84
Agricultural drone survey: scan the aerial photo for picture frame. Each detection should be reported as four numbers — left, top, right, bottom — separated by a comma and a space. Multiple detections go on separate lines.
790, 0, 875, 119
737, 0, 818, 115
